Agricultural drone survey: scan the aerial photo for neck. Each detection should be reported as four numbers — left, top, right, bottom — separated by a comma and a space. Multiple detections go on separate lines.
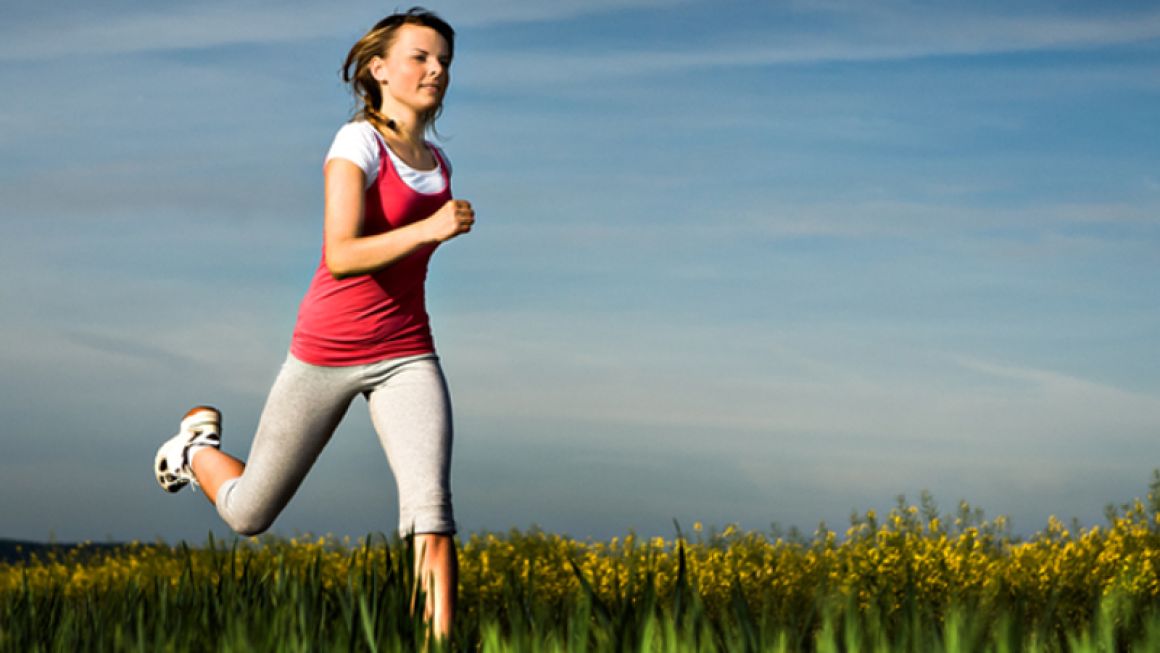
378, 102, 427, 144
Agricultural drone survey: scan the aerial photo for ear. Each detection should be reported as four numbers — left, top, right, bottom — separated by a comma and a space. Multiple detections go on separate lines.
369, 55, 388, 85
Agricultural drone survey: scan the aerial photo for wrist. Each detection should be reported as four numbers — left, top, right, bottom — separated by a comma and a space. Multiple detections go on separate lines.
414, 217, 439, 245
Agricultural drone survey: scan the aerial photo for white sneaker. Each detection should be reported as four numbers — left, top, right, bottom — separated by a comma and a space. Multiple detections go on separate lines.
154, 406, 221, 493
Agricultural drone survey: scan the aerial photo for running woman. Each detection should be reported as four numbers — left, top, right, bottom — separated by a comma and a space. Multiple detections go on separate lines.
153, 8, 471, 637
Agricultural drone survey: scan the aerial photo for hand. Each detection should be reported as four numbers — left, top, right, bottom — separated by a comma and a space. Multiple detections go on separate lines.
425, 199, 475, 243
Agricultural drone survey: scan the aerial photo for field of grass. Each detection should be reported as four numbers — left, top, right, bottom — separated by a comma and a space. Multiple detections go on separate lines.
3, 474, 1159, 652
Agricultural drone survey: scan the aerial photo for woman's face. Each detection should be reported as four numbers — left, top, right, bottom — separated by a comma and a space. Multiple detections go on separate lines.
374, 24, 451, 115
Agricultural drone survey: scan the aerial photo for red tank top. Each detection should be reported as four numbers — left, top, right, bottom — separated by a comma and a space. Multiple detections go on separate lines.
290, 138, 451, 366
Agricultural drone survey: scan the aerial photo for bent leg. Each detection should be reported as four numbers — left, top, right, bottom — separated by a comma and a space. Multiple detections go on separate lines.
211, 355, 358, 535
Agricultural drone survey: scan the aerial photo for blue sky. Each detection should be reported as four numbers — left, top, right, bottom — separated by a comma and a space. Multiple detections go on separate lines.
2, 1, 1158, 544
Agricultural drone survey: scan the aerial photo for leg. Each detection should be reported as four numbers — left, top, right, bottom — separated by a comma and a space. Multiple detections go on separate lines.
365, 356, 457, 638
209, 355, 359, 535
191, 448, 245, 504
414, 533, 458, 638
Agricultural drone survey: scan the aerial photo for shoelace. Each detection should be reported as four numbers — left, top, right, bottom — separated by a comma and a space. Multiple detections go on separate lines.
183, 431, 221, 493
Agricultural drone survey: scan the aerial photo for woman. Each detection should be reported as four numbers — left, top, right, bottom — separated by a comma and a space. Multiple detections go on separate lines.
153, 7, 471, 637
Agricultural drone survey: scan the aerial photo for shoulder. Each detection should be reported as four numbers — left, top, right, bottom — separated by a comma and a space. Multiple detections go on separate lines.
326, 121, 382, 185
329, 121, 382, 158
337, 120, 381, 144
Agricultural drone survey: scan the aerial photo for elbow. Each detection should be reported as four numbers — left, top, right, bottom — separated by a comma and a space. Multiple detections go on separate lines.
326, 261, 354, 281
324, 246, 356, 280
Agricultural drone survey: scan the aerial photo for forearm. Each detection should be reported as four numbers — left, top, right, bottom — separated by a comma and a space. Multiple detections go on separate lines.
322, 158, 472, 279
326, 219, 436, 279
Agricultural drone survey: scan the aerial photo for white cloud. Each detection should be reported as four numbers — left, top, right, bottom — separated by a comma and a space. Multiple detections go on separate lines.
455, 8, 1160, 86
449, 0, 698, 27
710, 198, 1160, 247
476, 196, 1160, 249
440, 308, 1160, 455
6, 3, 1158, 65
0, 6, 343, 61
0, 0, 697, 61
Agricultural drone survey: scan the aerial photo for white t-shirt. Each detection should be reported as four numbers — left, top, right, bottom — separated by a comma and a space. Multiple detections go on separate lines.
325, 121, 450, 194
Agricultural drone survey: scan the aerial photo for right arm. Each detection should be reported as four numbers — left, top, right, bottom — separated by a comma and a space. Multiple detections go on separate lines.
322, 158, 474, 280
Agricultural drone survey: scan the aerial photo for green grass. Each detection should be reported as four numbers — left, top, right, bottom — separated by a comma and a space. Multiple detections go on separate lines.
2, 531, 1158, 652
6, 471, 1160, 651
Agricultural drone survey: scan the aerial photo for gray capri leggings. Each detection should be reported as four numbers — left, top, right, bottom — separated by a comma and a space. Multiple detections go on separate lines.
215, 352, 455, 537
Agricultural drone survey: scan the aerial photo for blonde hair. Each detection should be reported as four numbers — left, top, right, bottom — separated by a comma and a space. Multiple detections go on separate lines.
341, 7, 456, 136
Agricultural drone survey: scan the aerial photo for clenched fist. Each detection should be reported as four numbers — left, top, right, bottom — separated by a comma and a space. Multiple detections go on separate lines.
425, 199, 475, 243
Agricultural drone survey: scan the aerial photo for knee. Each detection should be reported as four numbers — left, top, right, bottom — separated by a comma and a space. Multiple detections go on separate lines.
224, 512, 274, 537
215, 482, 276, 536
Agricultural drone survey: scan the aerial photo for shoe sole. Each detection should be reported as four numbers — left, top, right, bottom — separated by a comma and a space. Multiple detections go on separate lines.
155, 441, 189, 493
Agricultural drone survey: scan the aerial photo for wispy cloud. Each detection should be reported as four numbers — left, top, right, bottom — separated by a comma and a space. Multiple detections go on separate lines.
0, 5, 343, 61
441, 307, 1160, 451
0, 0, 697, 61
450, 0, 698, 27
746, 199, 1160, 241
457, 8, 1160, 86
7, 2, 1158, 64
478, 197, 1160, 250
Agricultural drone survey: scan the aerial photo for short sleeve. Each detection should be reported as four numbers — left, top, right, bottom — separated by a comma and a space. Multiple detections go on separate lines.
325, 122, 381, 189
